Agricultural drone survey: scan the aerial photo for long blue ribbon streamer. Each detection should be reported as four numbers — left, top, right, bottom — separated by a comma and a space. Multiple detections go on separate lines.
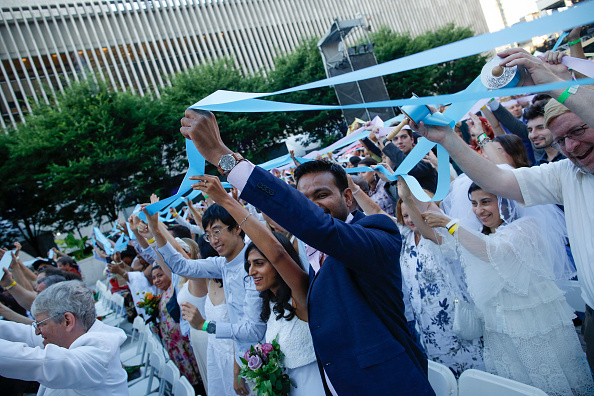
190, 2, 594, 109
552, 31, 569, 51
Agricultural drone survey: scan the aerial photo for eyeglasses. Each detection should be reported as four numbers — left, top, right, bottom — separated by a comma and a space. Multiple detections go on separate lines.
552, 124, 589, 149
32, 313, 61, 331
203, 225, 231, 243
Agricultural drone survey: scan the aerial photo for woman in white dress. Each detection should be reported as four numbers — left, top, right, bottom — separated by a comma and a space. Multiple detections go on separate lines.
193, 174, 325, 396
424, 182, 593, 395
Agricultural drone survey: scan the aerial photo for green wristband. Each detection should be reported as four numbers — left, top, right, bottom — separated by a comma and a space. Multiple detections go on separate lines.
568, 38, 581, 46
557, 86, 578, 104
202, 321, 209, 332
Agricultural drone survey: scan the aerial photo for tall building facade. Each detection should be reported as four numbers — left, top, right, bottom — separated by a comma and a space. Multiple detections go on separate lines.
0, 0, 488, 128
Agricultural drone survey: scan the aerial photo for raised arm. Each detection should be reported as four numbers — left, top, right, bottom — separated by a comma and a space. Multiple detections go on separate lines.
397, 177, 441, 244
191, 174, 309, 315
414, 120, 523, 203
498, 48, 594, 130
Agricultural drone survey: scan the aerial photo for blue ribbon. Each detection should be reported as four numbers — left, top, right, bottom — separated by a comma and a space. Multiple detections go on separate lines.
93, 227, 114, 255
138, 139, 205, 221
552, 31, 569, 51
190, 3, 594, 110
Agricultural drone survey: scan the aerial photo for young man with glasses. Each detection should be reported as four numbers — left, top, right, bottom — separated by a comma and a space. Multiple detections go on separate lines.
145, 203, 264, 395
0, 280, 128, 395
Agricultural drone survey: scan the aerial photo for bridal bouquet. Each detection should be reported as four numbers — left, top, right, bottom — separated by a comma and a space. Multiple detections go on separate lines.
239, 337, 294, 396
136, 292, 160, 317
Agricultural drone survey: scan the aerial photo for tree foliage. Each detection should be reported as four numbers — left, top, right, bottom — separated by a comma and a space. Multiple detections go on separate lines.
370, 24, 487, 99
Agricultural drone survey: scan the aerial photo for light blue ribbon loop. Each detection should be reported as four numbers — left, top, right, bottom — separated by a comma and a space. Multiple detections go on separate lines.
138, 139, 205, 221
345, 138, 449, 202
93, 227, 114, 255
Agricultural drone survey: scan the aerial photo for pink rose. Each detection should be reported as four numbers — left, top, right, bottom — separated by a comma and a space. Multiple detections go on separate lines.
261, 343, 274, 354
247, 355, 263, 370
243, 350, 251, 361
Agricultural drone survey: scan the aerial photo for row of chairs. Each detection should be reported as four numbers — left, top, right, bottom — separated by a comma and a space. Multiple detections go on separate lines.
123, 316, 198, 396
428, 361, 547, 396
95, 279, 127, 327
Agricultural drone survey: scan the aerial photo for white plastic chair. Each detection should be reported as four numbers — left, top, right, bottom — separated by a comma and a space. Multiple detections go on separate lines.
173, 376, 195, 396
158, 360, 180, 396
146, 347, 167, 395
458, 369, 548, 396
130, 315, 145, 345
428, 360, 458, 396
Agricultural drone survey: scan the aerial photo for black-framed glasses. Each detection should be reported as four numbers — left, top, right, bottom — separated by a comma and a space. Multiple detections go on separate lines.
203, 225, 231, 243
32, 313, 61, 331
552, 124, 589, 149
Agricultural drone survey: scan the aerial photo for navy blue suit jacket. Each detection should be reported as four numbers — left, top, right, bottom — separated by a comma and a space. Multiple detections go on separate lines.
240, 166, 434, 395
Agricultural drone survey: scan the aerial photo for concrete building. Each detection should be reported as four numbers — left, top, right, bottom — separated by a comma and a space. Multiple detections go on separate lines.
0, 0, 488, 128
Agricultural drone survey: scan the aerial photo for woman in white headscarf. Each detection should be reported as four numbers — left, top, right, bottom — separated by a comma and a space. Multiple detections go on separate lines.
423, 182, 592, 396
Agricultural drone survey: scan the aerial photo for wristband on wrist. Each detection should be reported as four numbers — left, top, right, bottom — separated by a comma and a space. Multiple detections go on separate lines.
445, 219, 459, 230
568, 38, 581, 46
172, 212, 177, 218
557, 85, 578, 104
202, 320, 209, 332
448, 224, 459, 235
147, 238, 155, 244
351, 186, 361, 195
4, 280, 16, 291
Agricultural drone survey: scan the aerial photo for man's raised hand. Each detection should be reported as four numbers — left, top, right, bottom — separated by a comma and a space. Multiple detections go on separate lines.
180, 109, 233, 165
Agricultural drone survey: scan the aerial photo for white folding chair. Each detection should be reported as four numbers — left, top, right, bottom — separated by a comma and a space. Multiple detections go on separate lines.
158, 360, 180, 396
428, 360, 458, 396
458, 369, 548, 396
130, 315, 145, 345
173, 376, 195, 396
146, 347, 167, 395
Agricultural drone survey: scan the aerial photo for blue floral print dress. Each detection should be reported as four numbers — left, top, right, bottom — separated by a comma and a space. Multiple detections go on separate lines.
398, 225, 484, 377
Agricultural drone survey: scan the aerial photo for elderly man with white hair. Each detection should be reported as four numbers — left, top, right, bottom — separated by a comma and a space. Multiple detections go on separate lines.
0, 280, 128, 395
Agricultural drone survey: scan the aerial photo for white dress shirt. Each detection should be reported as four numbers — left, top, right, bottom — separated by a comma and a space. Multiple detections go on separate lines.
513, 159, 594, 307
0, 319, 128, 395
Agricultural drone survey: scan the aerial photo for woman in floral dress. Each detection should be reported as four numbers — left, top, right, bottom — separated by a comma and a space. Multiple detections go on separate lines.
152, 266, 202, 387
396, 181, 484, 378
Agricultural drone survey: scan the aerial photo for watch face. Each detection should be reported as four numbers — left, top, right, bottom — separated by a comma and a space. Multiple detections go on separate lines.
220, 155, 236, 171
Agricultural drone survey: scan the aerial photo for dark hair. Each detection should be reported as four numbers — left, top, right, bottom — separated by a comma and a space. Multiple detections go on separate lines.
62, 271, 82, 281
493, 135, 531, 168
57, 256, 79, 270
38, 267, 63, 277
244, 232, 303, 323
37, 274, 67, 289
33, 259, 55, 271
348, 156, 361, 167
359, 157, 378, 167
201, 204, 245, 239
294, 160, 348, 193
524, 101, 549, 123
120, 246, 137, 260
467, 183, 498, 235
532, 94, 551, 104
167, 224, 192, 239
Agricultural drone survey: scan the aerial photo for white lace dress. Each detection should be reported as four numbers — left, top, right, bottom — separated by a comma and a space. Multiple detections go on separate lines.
450, 218, 593, 395
264, 302, 325, 396
204, 293, 235, 396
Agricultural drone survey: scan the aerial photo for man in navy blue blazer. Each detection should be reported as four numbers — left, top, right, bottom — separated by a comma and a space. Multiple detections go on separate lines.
181, 109, 434, 395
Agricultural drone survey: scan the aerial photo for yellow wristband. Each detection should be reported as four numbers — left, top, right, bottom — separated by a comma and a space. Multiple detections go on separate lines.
172, 213, 178, 218
147, 238, 155, 244
448, 224, 459, 235
4, 280, 17, 291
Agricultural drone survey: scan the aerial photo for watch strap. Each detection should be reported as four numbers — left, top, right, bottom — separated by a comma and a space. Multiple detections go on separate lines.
217, 153, 245, 176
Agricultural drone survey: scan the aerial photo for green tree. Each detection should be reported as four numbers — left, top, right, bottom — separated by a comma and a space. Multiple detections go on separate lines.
0, 79, 184, 251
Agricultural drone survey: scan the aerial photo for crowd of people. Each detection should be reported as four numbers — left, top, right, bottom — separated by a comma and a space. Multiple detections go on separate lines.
0, 39, 593, 396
